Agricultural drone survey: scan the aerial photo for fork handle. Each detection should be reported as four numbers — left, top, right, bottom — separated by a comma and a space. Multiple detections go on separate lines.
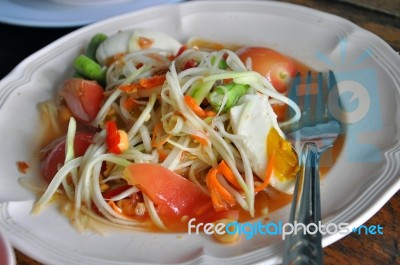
282, 142, 323, 265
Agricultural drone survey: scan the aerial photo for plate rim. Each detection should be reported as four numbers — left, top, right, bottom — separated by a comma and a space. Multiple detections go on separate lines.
0, 229, 16, 265
0, 1, 399, 264
0, 0, 181, 27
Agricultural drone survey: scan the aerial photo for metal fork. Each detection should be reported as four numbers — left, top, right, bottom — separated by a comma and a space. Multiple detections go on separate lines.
282, 71, 341, 265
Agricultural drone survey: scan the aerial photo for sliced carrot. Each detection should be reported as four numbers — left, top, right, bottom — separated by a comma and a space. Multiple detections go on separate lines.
151, 123, 171, 148
108, 200, 123, 214
153, 134, 171, 148
254, 151, 275, 192
173, 111, 187, 121
206, 168, 236, 211
151, 122, 171, 162
217, 160, 241, 189
119, 75, 166, 93
206, 170, 228, 211
119, 83, 142, 93
205, 110, 217, 117
210, 189, 229, 212
191, 134, 209, 146
157, 148, 169, 161
184, 95, 216, 118
151, 123, 161, 147
123, 97, 138, 112
139, 75, 166, 88
184, 95, 207, 117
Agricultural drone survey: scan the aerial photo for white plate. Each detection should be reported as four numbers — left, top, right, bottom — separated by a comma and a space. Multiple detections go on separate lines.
0, 1, 399, 264
0, 230, 15, 265
0, 0, 180, 27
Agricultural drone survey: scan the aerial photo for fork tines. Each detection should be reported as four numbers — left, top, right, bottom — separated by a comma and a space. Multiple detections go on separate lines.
287, 70, 337, 127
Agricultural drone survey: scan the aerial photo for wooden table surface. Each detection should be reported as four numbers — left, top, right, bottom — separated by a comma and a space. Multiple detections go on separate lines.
0, 0, 398, 264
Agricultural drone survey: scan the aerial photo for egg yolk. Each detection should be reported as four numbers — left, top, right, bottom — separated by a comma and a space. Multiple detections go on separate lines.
267, 128, 299, 181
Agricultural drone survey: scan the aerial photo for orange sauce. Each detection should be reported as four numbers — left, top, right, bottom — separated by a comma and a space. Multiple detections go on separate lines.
237, 187, 294, 223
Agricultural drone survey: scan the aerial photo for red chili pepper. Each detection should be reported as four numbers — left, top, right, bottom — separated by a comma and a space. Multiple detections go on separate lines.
168, 45, 187, 61
183, 59, 198, 70
176, 45, 187, 57
106, 121, 121, 154
102, 184, 132, 199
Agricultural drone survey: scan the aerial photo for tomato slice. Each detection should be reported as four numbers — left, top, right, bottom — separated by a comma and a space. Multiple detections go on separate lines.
60, 78, 104, 123
41, 132, 94, 183
236, 47, 297, 93
124, 163, 238, 231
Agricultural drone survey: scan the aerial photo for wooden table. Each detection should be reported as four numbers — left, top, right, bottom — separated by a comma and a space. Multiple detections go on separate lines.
0, 0, 398, 264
